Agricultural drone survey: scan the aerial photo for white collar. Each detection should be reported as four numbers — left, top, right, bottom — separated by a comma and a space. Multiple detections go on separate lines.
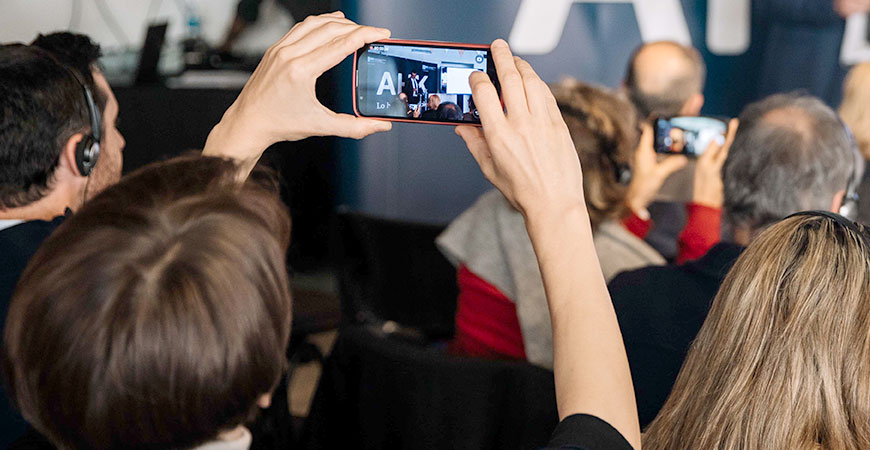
0, 219, 25, 232
190, 427, 252, 450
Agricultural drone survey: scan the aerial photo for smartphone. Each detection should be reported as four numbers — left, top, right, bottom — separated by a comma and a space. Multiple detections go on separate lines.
654, 116, 728, 157
353, 39, 499, 126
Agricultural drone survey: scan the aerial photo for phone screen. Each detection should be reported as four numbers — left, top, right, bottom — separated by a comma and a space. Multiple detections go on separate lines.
654, 116, 727, 157
354, 41, 497, 124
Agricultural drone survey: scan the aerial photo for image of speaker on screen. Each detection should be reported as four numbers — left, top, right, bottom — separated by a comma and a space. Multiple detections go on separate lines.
356, 43, 488, 122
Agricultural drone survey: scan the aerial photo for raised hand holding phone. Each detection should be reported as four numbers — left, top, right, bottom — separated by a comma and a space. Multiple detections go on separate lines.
203, 11, 393, 176
692, 118, 738, 208
456, 39, 641, 450
625, 124, 688, 218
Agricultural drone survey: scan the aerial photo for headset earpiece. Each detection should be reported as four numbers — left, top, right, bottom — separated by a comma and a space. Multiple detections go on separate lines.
75, 136, 99, 177
63, 66, 102, 179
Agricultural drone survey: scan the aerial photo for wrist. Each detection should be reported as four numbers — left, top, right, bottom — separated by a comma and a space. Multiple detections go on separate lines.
523, 201, 590, 237
203, 107, 271, 163
691, 189, 723, 209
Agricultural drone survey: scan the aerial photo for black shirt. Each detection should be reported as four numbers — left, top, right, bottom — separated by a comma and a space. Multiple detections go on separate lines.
607, 242, 744, 427
0, 217, 64, 448
544, 414, 633, 450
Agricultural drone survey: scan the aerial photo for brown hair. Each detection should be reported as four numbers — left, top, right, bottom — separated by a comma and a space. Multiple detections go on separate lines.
551, 79, 639, 230
840, 62, 870, 160
644, 214, 870, 450
3, 155, 293, 449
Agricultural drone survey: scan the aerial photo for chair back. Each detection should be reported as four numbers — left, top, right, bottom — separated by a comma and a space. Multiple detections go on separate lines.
334, 211, 459, 339
302, 326, 558, 450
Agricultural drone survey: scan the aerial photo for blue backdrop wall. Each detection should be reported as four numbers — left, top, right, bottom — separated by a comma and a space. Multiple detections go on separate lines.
335, 0, 847, 223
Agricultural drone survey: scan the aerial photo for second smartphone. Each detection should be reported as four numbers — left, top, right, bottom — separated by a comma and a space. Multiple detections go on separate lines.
654, 116, 728, 157
353, 39, 500, 125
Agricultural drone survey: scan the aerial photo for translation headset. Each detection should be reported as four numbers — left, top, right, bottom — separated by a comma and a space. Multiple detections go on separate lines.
63, 67, 101, 177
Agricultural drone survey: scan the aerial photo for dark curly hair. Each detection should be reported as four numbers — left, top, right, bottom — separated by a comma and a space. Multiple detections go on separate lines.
31, 32, 105, 110
0, 45, 92, 208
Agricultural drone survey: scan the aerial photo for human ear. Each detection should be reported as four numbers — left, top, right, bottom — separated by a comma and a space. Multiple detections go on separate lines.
831, 189, 846, 213
60, 133, 86, 178
680, 93, 704, 116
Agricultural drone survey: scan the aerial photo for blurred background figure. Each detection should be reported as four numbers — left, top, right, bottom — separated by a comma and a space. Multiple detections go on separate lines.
839, 61, 870, 225
622, 41, 707, 261
218, 0, 330, 55
437, 80, 690, 368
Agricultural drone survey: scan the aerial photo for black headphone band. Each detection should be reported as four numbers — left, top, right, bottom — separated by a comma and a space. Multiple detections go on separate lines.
784, 210, 870, 251
62, 66, 101, 176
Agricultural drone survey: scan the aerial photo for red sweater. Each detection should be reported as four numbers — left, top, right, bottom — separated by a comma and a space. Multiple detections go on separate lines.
450, 204, 721, 360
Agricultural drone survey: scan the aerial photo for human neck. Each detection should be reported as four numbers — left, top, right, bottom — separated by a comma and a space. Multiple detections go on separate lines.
732, 226, 753, 247
0, 188, 78, 222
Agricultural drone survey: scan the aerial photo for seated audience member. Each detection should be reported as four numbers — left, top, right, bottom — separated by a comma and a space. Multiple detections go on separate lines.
437, 80, 732, 368
609, 93, 861, 427
624, 41, 709, 259
3, 156, 292, 450
436, 101, 463, 121
839, 62, 870, 224
0, 35, 123, 445
1, 13, 392, 447
420, 94, 441, 119
624, 41, 705, 120
643, 212, 870, 449
462, 96, 478, 121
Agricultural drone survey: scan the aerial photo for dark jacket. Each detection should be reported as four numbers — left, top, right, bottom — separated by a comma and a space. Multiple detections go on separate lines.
755, 0, 847, 106
0, 217, 64, 448
607, 242, 744, 427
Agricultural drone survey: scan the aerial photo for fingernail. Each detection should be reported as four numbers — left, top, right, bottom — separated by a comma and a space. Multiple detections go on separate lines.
492, 39, 508, 48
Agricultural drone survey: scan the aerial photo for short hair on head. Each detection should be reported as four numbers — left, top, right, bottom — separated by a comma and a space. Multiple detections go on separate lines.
551, 78, 639, 230
0, 44, 92, 208
624, 41, 706, 118
437, 101, 462, 120
2, 155, 293, 449
723, 93, 856, 231
31, 32, 106, 111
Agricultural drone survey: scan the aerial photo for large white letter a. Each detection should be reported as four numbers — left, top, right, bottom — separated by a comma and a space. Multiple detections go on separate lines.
377, 72, 396, 96
508, 0, 692, 55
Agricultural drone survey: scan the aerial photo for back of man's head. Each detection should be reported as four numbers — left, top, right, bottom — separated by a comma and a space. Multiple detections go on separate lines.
724, 94, 857, 232
438, 101, 462, 120
0, 45, 92, 209
2, 156, 293, 449
624, 41, 706, 118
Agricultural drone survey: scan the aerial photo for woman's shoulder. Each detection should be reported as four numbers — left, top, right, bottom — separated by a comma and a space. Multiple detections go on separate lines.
544, 414, 634, 450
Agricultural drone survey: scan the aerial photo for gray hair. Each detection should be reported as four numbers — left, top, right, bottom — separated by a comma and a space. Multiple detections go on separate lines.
723, 93, 856, 232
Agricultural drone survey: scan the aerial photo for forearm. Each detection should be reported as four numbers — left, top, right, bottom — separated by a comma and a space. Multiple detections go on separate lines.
524, 205, 640, 449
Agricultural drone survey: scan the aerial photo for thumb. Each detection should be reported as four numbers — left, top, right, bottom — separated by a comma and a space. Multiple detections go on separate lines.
325, 113, 392, 139
456, 126, 494, 178
638, 124, 655, 153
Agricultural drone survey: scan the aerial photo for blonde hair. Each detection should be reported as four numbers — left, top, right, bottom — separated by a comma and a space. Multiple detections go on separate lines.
643, 214, 870, 450
550, 79, 639, 230
840, 62, 870, 159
